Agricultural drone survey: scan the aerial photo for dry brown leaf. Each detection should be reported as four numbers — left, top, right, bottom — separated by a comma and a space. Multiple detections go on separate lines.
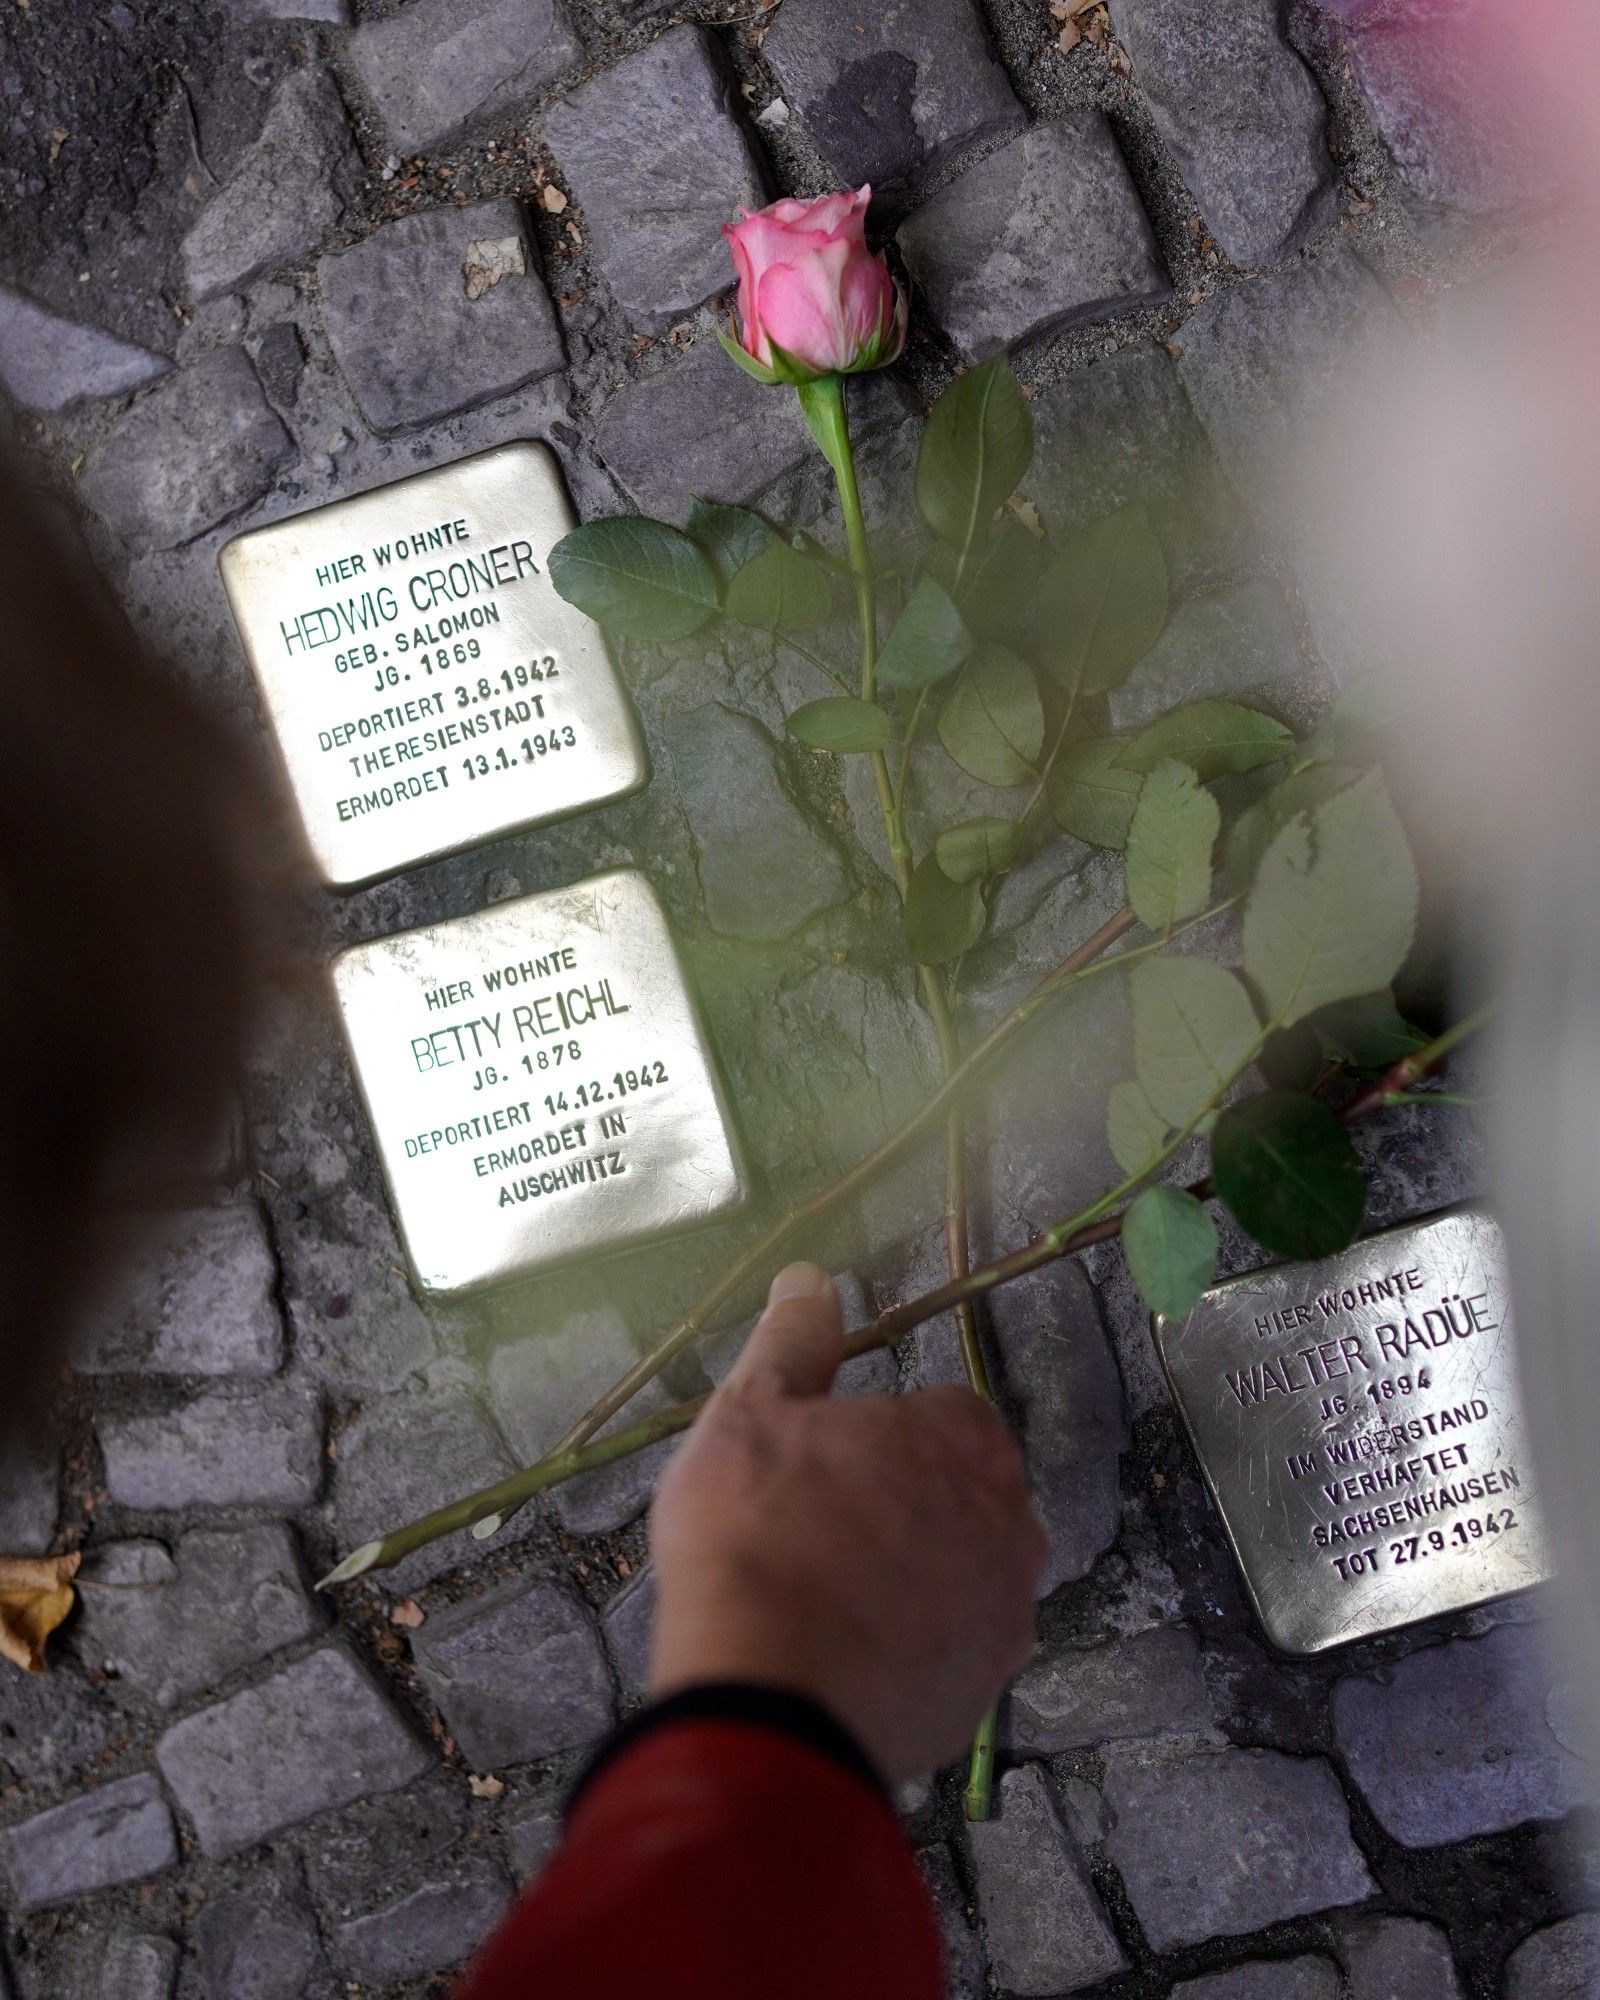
468, 1772, 505, 1799
1054, 0, 1106, 50
541, 185, 569, 215
390, 1597, 425, 1629
0, 1553, 79, 1675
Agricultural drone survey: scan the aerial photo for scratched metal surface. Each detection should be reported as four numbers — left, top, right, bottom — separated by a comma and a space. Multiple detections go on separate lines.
1155, 1207, 1554, 1654
331, 869, 746, 1294
220, 441, 647, 889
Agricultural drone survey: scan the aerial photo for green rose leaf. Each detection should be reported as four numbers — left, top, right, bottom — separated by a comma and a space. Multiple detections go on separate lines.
1033, 504, 1170, 695
877, 576, 973, 691
787, 696, 896, 752
686, 498, 774, 583
1131, 954, 1261, 1130
1123, 1186, 1219, 1321
957, 518, 1049, 649
1212, 1090, 1368, 1259
916, 354, 1034, 568
548, 515, 720, 640
1125, 758, 1220, 933
1243, 769, 1419, 1030
904, 852, 986, 966
1224, 763, 1359, 894
1119, 700, 1295, 783
937, 646, 1044, 788
1106, 1079, 1172, 1175
936, 816, 1022, 884
723, 534, 832, 632
1312, 989, 1429, 1072
1048, 738, 1144, 849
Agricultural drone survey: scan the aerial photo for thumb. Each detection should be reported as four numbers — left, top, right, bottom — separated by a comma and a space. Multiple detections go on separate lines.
722, 1263, 844, 1399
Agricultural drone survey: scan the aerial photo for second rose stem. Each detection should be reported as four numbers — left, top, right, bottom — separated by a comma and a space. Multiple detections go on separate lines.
798, 372, 999, 1820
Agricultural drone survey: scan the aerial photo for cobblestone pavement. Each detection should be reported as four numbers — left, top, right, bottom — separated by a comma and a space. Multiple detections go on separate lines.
0, 1, 1594, 1996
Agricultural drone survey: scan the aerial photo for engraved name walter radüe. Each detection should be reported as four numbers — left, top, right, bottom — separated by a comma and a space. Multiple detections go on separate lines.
1225, 1262, 1515, 1565
403, 938, 643, 1213
1159, 1211, 1552, 1652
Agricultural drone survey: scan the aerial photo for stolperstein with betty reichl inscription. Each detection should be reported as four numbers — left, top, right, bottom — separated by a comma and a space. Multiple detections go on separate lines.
331, 868, 746, 1295
1154, 1207, 1553, 1654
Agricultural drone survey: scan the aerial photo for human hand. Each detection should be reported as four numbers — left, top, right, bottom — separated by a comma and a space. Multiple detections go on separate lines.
647, 1262, 1048, 1784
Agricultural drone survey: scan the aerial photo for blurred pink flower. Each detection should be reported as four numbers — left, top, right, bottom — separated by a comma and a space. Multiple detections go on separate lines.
722, 187, 906, 383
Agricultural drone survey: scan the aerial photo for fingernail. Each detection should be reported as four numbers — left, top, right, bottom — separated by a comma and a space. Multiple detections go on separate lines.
766, 1261, 831, 1305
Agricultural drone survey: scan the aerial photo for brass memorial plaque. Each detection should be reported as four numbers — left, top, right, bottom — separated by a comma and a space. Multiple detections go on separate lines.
220, 443, 647, 889
331, 869, 746, 1294
1155, 1208, 1553, 1654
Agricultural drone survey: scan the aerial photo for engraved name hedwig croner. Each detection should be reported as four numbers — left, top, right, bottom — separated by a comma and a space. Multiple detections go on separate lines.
1154, 1207, 1553, 1654
220, 441, 647, 889
331, 869, 747, 1295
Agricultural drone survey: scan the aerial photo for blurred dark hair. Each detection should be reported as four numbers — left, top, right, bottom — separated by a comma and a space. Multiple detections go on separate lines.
0, 451, 279, 1426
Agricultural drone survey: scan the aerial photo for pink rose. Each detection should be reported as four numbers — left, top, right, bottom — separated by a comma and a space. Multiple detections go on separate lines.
721, 186, 906, 383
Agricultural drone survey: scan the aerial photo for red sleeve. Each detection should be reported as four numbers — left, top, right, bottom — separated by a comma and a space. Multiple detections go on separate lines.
456, 1716, 943, 2000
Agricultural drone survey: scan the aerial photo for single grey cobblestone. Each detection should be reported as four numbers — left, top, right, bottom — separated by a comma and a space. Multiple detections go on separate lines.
593, 338, 816, 519
0, 1428, 58, 1554
1173, 249, 1406, 529
334, 1853, 513, 1983
100, 1383, 324, 1511
1172, 1958, 1340, 2000
329, 1374, 523, 1590
488, 1307, 685, 1538
664, 703, 849, 943
156, 1645, 432, 1858
542, 29, 767, 328
410, 1575, 616, 1768
318, 199, 563, 432
600, 1563, 655, 1698
74, 1202, 283, 1378
1100, 1744, 1374, 1950
1116, 0, 1334, 268
898, 115, 1169, 364
1022, 344, 1245, 596
74, 1524, 321, 1709
1331, 1624, 1593, 1846
181, 67, 361, 302
966, 1764, 1127, 1996
194, 1866, 328, 2000
79, 348, 292, 552
0, 1772, 178, 1911
1006, 1623, 1212, 1753
345, 0, 581, 157
507, 1808, 562, 1881
1106, 580, 1304, 731
988, 1258, 1128, 1596
32, 1931, 179, 2000
762, 0, 1025, 199
280, 1184, 439, 1397
1504, 1911, 1600, 2000
1332, 1912, 1466, 2000
0, 285, 169, 414
299, 1769, 470, 1919
1329, 4, 1561, 233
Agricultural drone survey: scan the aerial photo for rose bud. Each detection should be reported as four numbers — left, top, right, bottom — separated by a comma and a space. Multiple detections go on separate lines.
720, 186, 906, 384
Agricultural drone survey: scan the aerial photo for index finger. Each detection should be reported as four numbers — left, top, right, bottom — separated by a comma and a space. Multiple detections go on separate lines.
721, 1262, 845, 1400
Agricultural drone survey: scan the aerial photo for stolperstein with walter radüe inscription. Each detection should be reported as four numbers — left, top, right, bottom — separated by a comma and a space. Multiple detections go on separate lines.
1155, 1208, 1551, 1653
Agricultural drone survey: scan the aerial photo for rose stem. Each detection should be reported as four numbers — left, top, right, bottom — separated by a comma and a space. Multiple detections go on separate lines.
320, 1009, 1487, 1592
802, 369, 999, 1815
